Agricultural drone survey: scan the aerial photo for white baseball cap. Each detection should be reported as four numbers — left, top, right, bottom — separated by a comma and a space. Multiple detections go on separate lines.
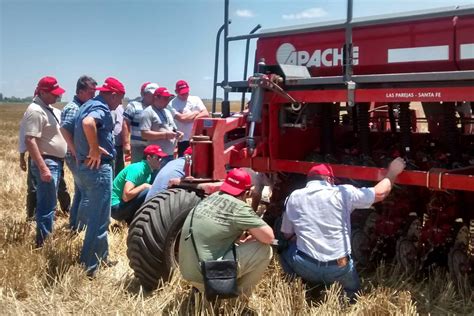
143, 82, 159, 94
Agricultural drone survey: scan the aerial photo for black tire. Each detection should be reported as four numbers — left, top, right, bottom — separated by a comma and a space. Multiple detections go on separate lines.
126, 188, 202, 290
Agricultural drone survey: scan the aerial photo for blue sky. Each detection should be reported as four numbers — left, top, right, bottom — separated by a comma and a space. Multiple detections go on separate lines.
1, 0, 473, 101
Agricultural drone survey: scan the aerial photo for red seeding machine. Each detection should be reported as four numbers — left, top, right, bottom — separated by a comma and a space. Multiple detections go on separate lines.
127, 0, 474, 290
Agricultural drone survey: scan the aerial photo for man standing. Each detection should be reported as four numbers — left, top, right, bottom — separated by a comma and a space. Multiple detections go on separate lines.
140, 87, 183, 167
123, 82, 159, 162
73, 77, 125, 276
179, 168, 274, 296
170, 80, 209, 157
60, 75, 97, 231
18, 115, 36, 220
112, 103, 125, 176
280, 157, 406, 301
23, 76, 67, 246
111, 144, 166, 224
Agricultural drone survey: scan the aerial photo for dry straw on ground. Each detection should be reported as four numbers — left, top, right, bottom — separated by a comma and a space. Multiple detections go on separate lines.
0, 103, 472, 315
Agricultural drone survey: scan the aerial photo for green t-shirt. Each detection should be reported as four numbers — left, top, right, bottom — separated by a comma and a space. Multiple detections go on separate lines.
179, 191, 267, 283
111, 160, 152, 206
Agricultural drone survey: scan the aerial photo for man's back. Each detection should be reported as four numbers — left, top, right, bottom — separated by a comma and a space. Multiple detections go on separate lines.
145, 157, 185, 201
282, 180, 375, 261
179, 191, 266, 282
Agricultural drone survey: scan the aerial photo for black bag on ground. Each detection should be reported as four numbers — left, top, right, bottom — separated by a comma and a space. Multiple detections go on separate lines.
200, 256, 239, 300
187, 207, 239, 300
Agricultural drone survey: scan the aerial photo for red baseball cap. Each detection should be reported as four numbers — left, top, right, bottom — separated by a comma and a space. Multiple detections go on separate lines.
220, 168, 252, 196
96, 77, 126, 94
175, 80, 190, 95
307, 164, 334, 178
154, 87, 174, 98
140, 81, 151, 93
143, 145, 168, 158
183, 146, 192, 156
36, 76, 65, 96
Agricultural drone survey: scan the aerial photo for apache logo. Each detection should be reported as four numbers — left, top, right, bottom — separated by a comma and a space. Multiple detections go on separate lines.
276, 43, 359, 67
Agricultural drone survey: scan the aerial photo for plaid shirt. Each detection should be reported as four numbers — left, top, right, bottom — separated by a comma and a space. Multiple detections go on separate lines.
61, 96, 82, 133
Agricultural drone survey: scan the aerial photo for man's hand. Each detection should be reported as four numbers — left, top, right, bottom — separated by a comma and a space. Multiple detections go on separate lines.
176, 131, 184, 141
19, 155, 27, 171
388, 157, 406, 177
166, 131, 177, 140
168, 178, 181, 187
86, 146, 110, 169
123, 142, 131, 155
40, 167, 52, 182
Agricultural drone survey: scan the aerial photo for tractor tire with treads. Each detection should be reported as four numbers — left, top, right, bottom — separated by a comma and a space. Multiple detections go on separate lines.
126, 188, 202, 290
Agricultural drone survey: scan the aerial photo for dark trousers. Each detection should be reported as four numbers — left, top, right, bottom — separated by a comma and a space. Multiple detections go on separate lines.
26, 156, 71, 218
177, 141, 190, 157
111, 189, 149, 224
114, 145, 125, 177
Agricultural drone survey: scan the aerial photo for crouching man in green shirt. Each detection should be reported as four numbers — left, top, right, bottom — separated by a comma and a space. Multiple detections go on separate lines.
111, 145, 166, 224
179, 168, 275, 297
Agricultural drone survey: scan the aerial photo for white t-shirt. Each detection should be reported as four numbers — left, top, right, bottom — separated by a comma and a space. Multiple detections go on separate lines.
281, 180, 375, 262
169, 95, 206, 141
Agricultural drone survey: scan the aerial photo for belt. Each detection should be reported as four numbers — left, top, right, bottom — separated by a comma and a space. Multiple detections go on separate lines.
296, 250, 350, 267
42, 154, 64, 162
80, 158, 113, 165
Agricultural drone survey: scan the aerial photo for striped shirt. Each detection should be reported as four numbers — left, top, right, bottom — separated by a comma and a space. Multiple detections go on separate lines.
61, 96, 82, 126
124, 99, 148, 146
281, 180, 375, 262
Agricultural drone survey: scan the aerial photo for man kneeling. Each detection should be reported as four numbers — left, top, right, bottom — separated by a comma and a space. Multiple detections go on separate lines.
111, 145, 166, 224
179, 168, 274, 297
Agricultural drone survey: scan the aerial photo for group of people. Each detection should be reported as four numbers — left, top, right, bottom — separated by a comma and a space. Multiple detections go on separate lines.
18, 74, 406, 300
19, 75, 208, 277
178, 158, 405, 301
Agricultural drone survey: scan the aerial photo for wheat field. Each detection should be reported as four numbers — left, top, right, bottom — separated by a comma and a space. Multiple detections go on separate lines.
0, 103, 472, 315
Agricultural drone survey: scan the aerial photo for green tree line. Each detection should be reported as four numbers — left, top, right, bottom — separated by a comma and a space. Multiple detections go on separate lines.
0, 93, 34, 103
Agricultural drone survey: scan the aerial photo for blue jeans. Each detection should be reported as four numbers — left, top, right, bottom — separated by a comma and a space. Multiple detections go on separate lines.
30, 158, 61, 246
111, 189, 148, 224
280, 242, 361, 300
76, 163, 112, 274
65, 154, 85, 231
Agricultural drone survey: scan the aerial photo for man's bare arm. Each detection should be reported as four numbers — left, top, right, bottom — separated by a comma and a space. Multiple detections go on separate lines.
141, 130, 176, 141
25, 136, 51, 182
248, 225, 275, 244
122, 120, 131, 155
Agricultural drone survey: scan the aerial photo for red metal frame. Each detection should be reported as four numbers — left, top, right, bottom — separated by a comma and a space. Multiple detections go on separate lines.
187, 11, 474, 194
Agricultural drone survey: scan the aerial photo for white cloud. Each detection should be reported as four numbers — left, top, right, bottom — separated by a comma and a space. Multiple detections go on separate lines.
236, 9, 255, 18
202, 76, 212, 81
282, 8, 328, 20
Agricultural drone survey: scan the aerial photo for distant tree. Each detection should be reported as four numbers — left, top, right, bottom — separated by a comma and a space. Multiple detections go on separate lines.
0, 94, 33, 103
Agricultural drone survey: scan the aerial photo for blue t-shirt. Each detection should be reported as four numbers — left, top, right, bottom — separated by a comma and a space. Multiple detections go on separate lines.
73, 95, 116, 161
145, 157, 185, 201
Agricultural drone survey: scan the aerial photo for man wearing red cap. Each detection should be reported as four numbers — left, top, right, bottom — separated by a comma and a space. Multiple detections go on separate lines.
179, 168, 274, 296
123, 82, 159, 162
280, 157, 406, 301
22, 76, 68, 246
70, 77, 125, 276
145, 146, 192, 202
170, 80, 209, 157
140, 87, 183, 167
111, 145, 167, 224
